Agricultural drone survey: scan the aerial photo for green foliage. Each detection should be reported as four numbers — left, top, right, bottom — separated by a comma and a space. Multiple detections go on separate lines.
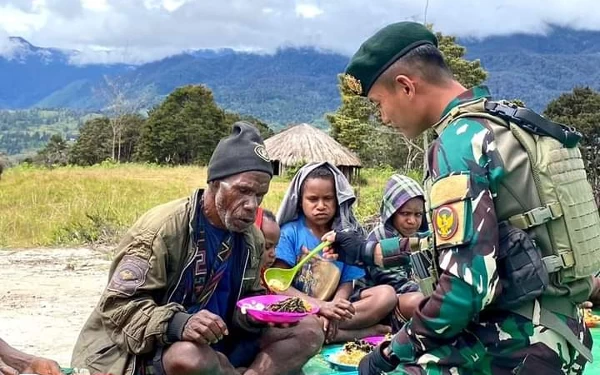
69, 117, 112, 166
0, 108, 98, 157
136, 85, 230, 165
433, 26, 487, 88
35, 134, 70, 167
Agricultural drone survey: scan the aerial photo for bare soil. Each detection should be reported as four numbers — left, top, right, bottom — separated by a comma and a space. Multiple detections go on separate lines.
0, 248, 112, 367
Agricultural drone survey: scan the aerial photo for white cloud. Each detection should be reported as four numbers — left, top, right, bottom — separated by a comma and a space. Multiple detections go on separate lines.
0, 0, 599, 64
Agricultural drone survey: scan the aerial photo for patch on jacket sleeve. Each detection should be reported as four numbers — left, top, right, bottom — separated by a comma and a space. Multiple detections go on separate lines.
107, 255, 150, 297
430, 174, 471, 248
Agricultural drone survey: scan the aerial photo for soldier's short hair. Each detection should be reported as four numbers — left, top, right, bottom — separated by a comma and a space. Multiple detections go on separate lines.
379, 44, 453, 88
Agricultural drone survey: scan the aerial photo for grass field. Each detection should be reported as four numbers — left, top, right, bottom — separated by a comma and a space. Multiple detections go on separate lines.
0, 162, 420, 248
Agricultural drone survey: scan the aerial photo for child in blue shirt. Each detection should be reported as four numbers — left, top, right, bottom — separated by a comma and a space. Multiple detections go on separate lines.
274, 163, 397, 343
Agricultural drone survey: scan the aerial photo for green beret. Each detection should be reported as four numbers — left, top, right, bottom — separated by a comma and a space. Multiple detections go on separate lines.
344, 21, 438, 96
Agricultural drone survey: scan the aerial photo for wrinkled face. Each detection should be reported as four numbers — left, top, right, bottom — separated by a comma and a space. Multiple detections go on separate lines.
261, 218, 280, 267
392, 197, 425, 237
214, 171, 271, 232
368, 77, 427, 139
301, 177, 337, 227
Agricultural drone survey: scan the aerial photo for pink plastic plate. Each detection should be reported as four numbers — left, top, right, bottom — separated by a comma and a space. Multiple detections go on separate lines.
236, 295, 319, 324
364, 336, 386, 346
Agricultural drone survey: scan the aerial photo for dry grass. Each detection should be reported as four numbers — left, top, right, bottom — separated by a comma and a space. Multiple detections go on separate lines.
0, 163, 416, 248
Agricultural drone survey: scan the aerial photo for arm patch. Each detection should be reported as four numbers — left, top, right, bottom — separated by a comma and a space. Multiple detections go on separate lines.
430, 174, 471, 249
107, 255, 150, 297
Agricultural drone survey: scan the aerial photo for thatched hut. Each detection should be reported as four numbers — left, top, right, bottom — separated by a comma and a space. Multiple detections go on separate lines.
264, 123, 362, 182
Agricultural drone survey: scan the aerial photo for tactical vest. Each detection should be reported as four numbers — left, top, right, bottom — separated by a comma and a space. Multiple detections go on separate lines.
423, 97, 600, 362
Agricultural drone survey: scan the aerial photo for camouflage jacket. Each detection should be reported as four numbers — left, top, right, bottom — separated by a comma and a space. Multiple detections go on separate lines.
70, 189, 266, 375
387, 86, 505, 363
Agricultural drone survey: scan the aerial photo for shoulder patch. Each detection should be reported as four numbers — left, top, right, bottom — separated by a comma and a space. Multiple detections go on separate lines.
429, 174, 471, 248
107, 255, 150, 297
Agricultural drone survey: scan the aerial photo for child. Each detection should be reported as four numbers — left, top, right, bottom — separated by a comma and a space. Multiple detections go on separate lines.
355, 174, 427, 331
274, 162, 397, 343
255, 207, 280, 289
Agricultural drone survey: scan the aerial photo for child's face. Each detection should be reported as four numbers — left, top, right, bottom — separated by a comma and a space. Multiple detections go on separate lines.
392, 197, 424, 237
301, 177, 336, 227
261, 219, 280, 267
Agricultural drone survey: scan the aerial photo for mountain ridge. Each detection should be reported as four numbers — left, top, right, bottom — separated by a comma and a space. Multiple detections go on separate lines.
1, 26, 600, 128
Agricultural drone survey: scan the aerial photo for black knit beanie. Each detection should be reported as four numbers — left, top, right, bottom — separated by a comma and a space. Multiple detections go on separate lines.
207, 121, 273, 182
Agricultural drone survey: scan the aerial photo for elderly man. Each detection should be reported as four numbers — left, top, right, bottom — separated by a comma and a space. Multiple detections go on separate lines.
71, 122, 324, 375
0, 338, 62, 375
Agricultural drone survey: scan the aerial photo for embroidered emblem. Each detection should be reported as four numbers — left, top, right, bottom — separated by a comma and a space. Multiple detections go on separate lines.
254, 145, 270, 162
107, 255, 149, 297
433, 205, 458, 240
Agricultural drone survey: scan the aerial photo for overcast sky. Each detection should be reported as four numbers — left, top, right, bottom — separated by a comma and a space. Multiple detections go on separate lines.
0, 0, 598, 64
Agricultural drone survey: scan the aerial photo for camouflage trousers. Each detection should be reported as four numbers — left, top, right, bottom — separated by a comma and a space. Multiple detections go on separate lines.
395, 310, 592, 375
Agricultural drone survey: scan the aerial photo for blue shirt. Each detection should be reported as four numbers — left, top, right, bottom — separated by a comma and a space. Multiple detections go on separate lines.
194, 213, 244, 324
275, 215, 365, 297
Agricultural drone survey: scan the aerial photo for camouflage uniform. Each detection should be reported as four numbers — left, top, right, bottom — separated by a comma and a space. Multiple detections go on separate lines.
386, 86, 592, 375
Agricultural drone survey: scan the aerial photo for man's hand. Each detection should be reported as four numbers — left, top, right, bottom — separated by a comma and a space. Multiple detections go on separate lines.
358, 342, 399, 375
182, 310, 229, 345
319, 298, 355, 321
321, 230, 375, 266
21, 357, 63, 375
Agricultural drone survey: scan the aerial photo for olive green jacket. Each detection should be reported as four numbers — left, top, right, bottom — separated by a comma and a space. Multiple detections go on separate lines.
71, 189, 266, 375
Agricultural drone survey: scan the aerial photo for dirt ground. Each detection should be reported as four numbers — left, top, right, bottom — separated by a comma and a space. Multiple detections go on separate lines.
0, 247, 112, 367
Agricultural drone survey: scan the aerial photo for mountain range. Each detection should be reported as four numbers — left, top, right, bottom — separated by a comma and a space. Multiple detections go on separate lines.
1, 26, 600, 129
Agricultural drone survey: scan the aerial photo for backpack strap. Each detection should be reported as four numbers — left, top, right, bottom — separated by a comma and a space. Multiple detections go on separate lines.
511, 299, 593, 363
484, 101, 582, 148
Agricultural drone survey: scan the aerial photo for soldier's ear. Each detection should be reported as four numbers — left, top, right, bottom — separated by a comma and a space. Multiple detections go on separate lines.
395, 75, 416, 98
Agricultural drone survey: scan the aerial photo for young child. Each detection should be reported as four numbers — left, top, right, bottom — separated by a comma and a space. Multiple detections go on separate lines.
355, 174, 427, 331
255, 207, 280, 288
274, 162, 397, 343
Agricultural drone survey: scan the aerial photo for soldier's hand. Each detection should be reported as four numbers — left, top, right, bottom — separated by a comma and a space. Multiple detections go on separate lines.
358, 342, 399, 375
322, 230, 375, 266
22, 357, 63, 375
319, 298, 355, 321
0, 358, 18, 375
182, 310, 229, 345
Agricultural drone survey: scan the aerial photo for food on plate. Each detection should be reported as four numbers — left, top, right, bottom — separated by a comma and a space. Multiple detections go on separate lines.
333, 339, 376, 366
266, 296, 311, 313
267, 279, 286, 292
584, 309, 600, 327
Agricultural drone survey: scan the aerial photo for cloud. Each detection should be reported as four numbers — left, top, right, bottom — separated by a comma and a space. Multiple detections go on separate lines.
1, 0, 599, 64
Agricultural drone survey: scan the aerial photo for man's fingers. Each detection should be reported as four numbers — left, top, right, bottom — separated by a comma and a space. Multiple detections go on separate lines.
214, 317, 229, 336
196, 319, 219, 343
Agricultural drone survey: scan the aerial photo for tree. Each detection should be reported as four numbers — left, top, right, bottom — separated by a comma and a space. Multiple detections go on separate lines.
96, 75, 153, 162
118, 114, 145, 162
70, 117, 113, 166
544, 86, 600, 202
327, 25, 488, 171
435, 29, 487, 87
35, 134, 70, 167
136, 85, 230, 165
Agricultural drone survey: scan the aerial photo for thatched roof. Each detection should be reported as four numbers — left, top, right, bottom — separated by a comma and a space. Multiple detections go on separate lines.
265, 123, 362, 167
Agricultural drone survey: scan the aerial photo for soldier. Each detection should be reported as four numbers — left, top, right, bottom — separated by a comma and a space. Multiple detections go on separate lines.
323, 21, 597, 374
